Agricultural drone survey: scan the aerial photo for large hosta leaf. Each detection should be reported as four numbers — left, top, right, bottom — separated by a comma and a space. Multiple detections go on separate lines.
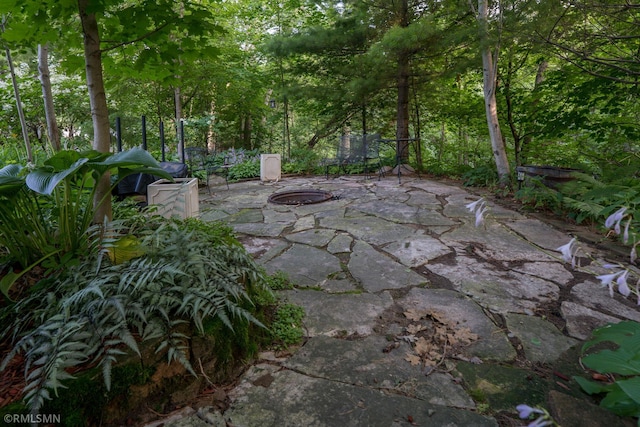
91, 148, 171, 179
0, 165, 25, 194
26, 158, 90, 195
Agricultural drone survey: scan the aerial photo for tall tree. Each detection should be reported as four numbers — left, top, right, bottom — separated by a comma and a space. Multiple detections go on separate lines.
78, 0, 112, 222
473, 0, 510, 183
1, 15, 33, 162
37, 43, 61, 151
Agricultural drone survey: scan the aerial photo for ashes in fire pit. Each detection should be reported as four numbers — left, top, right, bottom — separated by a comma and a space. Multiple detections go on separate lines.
268, 189, 333, 205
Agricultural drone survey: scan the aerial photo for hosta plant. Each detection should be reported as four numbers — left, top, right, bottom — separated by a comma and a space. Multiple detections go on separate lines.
573, 321, 640, 420
0, 148, 170, 300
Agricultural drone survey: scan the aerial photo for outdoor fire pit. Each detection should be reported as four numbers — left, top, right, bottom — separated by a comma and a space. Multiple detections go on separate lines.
268, 189, 333, 205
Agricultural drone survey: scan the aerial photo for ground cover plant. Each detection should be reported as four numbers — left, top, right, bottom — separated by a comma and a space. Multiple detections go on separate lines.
0, 149, 304, 424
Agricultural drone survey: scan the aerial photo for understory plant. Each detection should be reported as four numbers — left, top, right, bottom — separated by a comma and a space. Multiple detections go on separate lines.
573, 321, 640, 420
0, 217, 273, 414
0, 148, 171, 299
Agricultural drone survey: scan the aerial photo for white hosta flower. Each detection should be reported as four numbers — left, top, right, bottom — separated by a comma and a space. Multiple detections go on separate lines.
596, 270, 625, 297
465, 198, 485, 213
623, 218, 631, 244
465, 198, 488, 227
475, 205, 488, 227
556, 238, 578, 267
604, 207, 627, 234
616, 271, 631, 297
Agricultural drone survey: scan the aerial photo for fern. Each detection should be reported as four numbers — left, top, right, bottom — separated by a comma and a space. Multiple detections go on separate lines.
0, 218, 273, 413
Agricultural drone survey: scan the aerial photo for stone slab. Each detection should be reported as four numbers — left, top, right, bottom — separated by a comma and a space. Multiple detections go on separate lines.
382, 235, 452, 268
440, 223, 557, 262
263, 244, 342, 287
561, 301, 622, 340
426, 256, 560, 314
279, 289, 394, 337
569, 281, 640, 323
319, 215, 417, 246
505, 313, 579, 363
284, 335, 475, 409
231, 222, 289, 238
286, 228, 336, 247
327, 233, 353, 253
349, 241, 428, 292
226, 369, 497, 427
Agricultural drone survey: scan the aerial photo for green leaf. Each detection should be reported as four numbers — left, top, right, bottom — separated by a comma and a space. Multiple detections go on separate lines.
0, 174, 25, 194
92, 148, 172, 180
582, 349, 640, 376
582, 321, 640, 352
573, 375, 611, 395
599, 385, 640, 418
617, 377, 640, 406
26, 158, 90, 195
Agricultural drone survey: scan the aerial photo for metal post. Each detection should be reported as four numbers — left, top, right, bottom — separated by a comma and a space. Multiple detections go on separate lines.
180, 119, 185, 163
141, 115, 147, 150
116, 117, 122, 152
160, 120, 165, 161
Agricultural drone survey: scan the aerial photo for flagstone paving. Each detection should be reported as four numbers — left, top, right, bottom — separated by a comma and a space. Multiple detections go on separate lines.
154, 175, 638, 427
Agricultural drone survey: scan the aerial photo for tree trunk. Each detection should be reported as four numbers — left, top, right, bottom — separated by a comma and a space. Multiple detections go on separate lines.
242, 114, 252, 149
78, 0, 112, 222
38, 43, 61, 152
477, 0, 510, 184
396, 0, 410, 162
4, 44, 32, 162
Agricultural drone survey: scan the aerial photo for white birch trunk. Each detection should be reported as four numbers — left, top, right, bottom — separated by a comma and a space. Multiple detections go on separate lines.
4, 44, 32, 162
38, 43, 61, 151
477, 0, 510, 183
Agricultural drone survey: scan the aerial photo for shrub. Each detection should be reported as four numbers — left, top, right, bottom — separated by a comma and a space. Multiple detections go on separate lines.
461, 164, 498, 187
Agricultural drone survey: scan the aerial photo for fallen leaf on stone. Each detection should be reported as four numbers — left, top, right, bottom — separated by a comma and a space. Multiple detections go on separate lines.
454, 327, 478, 345
406, 323, 427, 334
404, 309, 425, 322
427, 310, 449, 325
414, 337, 434, 356
405, 353, 421, 366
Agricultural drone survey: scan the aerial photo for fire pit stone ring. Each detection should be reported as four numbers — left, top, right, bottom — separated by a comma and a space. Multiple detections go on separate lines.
268, 189, 333, 205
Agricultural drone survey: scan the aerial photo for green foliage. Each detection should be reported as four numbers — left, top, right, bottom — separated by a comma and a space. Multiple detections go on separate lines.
514, 177, 563, 213
0, 218, 272, 414
264, 271, 294, 291
559, 174, 640, 239
283, 147, 320, 175
269, 303, 305, 349
0, 149, 171, 300
574, 321, 640, 419
227, 159, 260, 181
39, 363, 153, 427
461, 164, 498, 187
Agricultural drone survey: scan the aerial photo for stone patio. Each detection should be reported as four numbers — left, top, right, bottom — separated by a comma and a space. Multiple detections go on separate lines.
147, 175, 638, 427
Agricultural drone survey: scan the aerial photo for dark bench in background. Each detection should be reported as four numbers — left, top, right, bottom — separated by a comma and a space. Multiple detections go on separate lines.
322, 133, 382, 180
